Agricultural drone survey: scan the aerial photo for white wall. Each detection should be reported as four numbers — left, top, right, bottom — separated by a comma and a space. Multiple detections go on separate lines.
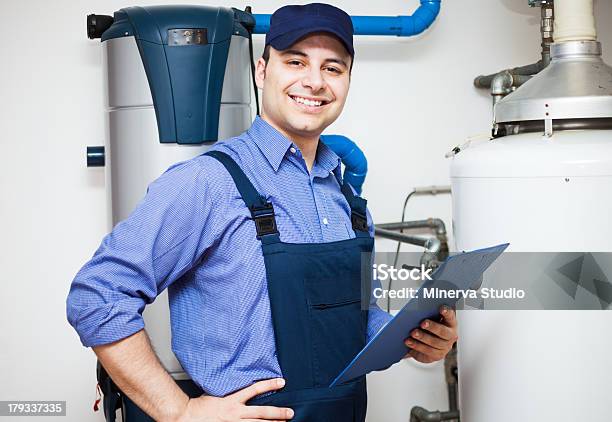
1, 0, 611, 421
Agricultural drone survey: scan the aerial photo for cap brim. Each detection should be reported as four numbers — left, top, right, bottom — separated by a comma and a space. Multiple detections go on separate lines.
268, 25, 354, 57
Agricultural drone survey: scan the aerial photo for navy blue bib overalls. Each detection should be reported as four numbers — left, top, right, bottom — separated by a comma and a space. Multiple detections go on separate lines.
120, 150, 373, 421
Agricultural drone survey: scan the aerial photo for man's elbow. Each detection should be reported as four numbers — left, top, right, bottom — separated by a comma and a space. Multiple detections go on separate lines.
66, 287, 146, 348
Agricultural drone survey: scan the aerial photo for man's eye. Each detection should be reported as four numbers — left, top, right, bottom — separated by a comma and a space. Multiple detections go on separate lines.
325, 67, 341, 74
288, 60, 303, 66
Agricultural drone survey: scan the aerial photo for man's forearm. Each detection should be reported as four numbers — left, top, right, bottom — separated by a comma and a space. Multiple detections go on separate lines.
93, 329, 190, 422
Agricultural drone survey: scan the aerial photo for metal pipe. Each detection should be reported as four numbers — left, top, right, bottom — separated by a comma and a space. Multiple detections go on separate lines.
409, 338, 459, 422
374, 227, 441, 254
412, 185, 451, 195
490, 71, 533, 106
540, 3, 554, 67
252, 0, 441, 36
444, 345, 459, 415
490, 70, 513, 98
447, 384, 458, 415
377, 218, 447, 237
490, 72, 532, 96
377, 218, 449, 268
474, 61, 543, 89
410, 407, 460, 422
474, 1, 555, 90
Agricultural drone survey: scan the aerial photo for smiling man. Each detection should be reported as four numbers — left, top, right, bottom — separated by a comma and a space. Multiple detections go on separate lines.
256, 36, 350, 168
66, 3, 457, 422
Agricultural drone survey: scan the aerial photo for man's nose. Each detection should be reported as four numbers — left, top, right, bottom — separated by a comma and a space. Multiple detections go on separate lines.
301, 68, 325, 92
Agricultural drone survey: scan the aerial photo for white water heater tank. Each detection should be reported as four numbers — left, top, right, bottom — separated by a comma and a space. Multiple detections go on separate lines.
451, 38, 612, 421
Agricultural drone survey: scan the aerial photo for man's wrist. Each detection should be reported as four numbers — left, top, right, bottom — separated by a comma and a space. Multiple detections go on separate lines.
161, 393, 191, 422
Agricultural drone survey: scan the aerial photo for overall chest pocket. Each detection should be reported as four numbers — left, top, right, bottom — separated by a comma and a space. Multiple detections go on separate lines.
305, 277, 367, 387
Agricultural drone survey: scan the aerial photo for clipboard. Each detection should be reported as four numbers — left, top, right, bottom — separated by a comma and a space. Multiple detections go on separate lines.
330, 243, 509, 387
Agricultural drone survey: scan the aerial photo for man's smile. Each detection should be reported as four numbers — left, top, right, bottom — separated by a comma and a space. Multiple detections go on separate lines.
288, 94, 331, 112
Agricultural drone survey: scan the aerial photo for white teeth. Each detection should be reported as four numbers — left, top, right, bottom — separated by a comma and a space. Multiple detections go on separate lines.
291, 96, 323, 107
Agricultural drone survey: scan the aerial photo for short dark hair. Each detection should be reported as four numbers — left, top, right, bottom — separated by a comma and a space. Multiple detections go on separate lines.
262, 44, 271, 64
261, 44, 353, 73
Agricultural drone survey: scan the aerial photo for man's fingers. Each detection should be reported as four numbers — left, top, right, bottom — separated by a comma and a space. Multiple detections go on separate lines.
409, 329, 446, 350
232, 378, 286, 403
439, 306, 457, 327
405, 338, 445, 362
419, 316, 457, 342
242, 405, 294, 420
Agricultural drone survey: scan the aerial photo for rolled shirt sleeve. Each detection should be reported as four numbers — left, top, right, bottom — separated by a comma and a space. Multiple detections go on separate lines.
66, 159, 222, 347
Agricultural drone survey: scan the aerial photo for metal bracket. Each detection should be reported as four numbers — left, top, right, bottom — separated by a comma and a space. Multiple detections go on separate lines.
528, 0, 553, 7
544, 118, 553, 138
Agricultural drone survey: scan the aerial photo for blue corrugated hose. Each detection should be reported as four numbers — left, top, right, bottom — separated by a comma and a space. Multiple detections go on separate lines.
321, 135, 368, 195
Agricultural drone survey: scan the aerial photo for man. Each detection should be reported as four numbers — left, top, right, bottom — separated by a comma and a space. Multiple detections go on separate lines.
67, 4, 458, 421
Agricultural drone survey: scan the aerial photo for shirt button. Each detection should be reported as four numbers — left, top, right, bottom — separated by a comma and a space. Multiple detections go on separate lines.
290, 147, 297, 154
323, 218, 329, 225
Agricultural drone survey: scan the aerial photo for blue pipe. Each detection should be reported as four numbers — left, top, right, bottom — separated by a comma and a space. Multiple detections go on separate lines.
252, 0, 441, 36
320, 135, 367, 195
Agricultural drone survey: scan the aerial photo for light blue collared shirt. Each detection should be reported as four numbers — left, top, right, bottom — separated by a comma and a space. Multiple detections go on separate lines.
66, 116, 392, 396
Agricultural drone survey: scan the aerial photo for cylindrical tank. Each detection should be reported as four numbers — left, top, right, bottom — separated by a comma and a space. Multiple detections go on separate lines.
451, 103, 612, 420
102, 15, 252, 379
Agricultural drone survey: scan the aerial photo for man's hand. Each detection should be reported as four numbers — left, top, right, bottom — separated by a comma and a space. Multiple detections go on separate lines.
403, 305, 458, 364
177, 378, 294, 422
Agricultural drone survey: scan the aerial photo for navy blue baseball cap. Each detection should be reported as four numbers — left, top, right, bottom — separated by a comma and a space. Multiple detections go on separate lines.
265, 3, 354, 57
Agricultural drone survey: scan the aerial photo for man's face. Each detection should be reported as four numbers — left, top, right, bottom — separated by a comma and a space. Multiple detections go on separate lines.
255, 33, 352, 140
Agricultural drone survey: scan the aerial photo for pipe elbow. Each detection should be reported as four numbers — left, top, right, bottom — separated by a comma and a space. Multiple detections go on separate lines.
401, 0, 441, 36
320, 134, 368, 194
428, 217, 447, 236
490, 70, 514, 96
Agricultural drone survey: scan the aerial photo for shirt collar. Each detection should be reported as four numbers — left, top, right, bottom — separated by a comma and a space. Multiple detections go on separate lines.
315, 139, 343, 180
247, 116, 342, 178
247, 116, 293, 172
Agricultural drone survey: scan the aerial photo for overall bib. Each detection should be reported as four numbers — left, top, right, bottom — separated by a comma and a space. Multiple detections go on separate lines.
119, 150, 373, 422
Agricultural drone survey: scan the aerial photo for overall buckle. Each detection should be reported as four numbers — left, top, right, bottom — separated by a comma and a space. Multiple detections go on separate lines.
250, 203, 278, 237
351, 210, 368, 232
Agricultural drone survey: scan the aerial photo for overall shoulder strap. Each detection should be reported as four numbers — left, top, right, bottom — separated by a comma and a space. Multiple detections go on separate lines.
340, 183, 370, 235
206, 150, 279, 239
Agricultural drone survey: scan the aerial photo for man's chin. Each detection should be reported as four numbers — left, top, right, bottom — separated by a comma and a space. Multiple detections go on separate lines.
287, 124, 326, 140
286, 116, 335, 138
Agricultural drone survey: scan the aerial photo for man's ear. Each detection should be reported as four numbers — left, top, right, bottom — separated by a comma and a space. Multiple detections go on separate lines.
255, 57, 266, 90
